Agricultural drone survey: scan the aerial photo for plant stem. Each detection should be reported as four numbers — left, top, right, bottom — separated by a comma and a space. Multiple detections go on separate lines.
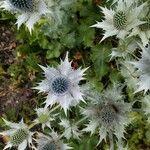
28, 122, 38, 129
109, 131, 114, 150
75, 116, 87, 125
49, 105, 60, 113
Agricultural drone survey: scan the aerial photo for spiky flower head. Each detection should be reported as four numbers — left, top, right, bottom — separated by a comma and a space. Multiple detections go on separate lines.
82, 84, 132, 145
59, 119, 81, 140
0, 119, 33, 150
110, 38, 138, 59
34, 52, 88, 115
91, 0, 146, 42
0, 0, 49, 33
36, 131, 71, 150
130, 44, 150, 93
34, 107, 55, 130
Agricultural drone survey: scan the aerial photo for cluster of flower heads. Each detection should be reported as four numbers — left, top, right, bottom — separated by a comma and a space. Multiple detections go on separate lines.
0, 52, 133, 150
0, 0, 150, 150
0, 53, 87, 150
92, 0, 150, 134
92, 0, 150, 93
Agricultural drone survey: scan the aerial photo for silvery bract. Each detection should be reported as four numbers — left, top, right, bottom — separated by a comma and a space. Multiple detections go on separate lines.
36, 131, 71, 150
91, 0, 146, 42
142, 95, 150, 123
0, 0, 49, 33
34, 52, 87, 114
120, 60, 138, 91
130, 44, 150, 93
59, 119, 81, 140
0, 119, 33, 150
82, 84, 132, 146
142, 95, 150, 116
34, 107, 54, 130
116, 140, 128, 150
129, 6, 150, 47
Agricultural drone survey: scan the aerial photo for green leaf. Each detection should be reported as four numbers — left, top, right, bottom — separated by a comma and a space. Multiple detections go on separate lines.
72, 135, 98, 150
46, 42, 62, 59
91, 44, 111, 80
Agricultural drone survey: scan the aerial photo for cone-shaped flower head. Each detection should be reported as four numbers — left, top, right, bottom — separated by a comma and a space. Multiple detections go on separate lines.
82, 84, 132, 145
34, 52, 88, 115
0, 119, 33, 150
59, 119, 81, 140
91, 0, 146, 41
36, 131, 72, 150
34, 107, 55, 130
0, 0, 49, 33
130, 44, 150, 93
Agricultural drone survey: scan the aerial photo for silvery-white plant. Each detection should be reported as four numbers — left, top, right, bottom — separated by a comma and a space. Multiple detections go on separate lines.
0, 119, 34, 150
142, 95, 150, 123
91, 0, 146, 42
129, 5, 150, 47
34, 107, 55, 130
81, 84, 132, 149
59, 119, 81, 140
34, 52, 88, 115
0, 0, 49, 33
120, 60, 139, 91
130, 44, 150, 93
36, 131, 72, 150
110, 38, 138, 59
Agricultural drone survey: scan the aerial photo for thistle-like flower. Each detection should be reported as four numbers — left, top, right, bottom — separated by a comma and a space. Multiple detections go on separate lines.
91, 0, 145, 41
36, 131, 71, 150
82, 84, 132, 147
130, 44, 150, 93
0, 0, 49, 33
110, 38, 138, 59
59, 119, 81, 140
0, 119, 33, 150
34, 52, 87, 114
34, 107, 54, 130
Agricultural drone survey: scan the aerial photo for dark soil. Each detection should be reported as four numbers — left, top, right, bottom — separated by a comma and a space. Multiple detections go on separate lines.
0, 23, 36, 116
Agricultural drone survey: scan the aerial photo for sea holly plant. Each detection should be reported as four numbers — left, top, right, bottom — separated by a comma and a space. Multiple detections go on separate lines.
81, 84, 131, 149
129, 44, 150, 93
91, 0, 146, 42
36, 131, 71, 150
33, 52, 88, 115
0, 0, 150, 150
0, 119, 33, 150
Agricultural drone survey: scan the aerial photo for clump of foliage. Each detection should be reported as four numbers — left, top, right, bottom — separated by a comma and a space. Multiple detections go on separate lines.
0, 0, 150, 150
